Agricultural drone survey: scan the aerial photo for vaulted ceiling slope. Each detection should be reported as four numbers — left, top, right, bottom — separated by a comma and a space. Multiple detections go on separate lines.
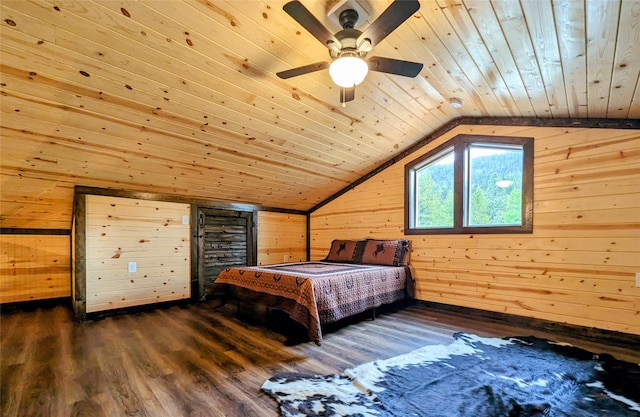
1, 0, 639, 229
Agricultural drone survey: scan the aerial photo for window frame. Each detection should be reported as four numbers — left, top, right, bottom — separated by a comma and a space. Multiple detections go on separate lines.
404, 134, 534, 235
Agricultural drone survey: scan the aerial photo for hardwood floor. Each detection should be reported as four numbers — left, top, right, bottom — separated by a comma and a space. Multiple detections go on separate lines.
2, 300, 639, 417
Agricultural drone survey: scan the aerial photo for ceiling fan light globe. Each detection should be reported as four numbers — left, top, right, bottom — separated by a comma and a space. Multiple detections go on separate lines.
329, 56, 368, 88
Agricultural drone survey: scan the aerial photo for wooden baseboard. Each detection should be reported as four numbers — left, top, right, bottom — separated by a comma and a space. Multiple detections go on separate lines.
85, 299, 193, 321
417, 300, 640, 350
0, 297, 193, 321
0, 297, 72, 313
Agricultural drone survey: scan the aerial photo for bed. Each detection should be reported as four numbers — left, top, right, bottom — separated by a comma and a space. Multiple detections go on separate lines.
208, 239, 413, 345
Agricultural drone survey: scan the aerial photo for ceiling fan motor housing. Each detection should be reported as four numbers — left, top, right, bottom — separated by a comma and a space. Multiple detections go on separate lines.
339, 9, 359, 29
330, 10, 372, 60
332, 29, 367, 58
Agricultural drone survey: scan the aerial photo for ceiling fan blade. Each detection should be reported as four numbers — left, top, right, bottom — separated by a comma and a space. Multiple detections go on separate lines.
367, 56, 423, 77
357, 0, 420, 47
340, 87, 355, 103
276, 61, 329, 79
283, 1, 341, 49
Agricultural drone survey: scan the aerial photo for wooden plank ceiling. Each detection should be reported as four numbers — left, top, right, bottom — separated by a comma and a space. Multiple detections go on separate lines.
1, 0, 639, 229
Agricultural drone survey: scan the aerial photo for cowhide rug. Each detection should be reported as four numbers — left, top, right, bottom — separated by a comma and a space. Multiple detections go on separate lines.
262, 332, 640, 417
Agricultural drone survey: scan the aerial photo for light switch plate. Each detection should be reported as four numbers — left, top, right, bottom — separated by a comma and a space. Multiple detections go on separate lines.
128, 262, 137, 273
182, 215, 189, 225
636, 272, 640, 287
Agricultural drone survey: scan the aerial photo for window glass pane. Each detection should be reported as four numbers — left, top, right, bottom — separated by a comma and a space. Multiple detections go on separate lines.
415, 149, 454, 228
467, 144, 523, 227
405, 134, 533, 235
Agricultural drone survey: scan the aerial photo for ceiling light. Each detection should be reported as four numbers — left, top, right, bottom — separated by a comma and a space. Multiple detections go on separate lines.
449, 98, 463, 108
329, 56, 368, 88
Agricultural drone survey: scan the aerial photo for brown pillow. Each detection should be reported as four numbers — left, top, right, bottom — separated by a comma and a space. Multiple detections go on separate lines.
360, 239, 410, 266
324, 240, 365, 263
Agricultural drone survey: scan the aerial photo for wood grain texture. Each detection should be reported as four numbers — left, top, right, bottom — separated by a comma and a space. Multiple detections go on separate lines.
1, 0, 639, 230
1, 301, 638, 417
198, 208, 253, 296
81, 195, 191, 313
0, 234, 70, 303
3, 202, 308, 307
257, 211, 307, 265
310, 124, 640, 336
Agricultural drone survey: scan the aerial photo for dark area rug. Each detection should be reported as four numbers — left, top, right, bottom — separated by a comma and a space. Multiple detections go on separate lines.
262, 332, 640, 416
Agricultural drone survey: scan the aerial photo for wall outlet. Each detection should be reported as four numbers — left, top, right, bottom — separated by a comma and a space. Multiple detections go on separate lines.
182, 215, 189, 225
636, 272, 640, 287
284, 254, 289, 262
128, 262, 137, 273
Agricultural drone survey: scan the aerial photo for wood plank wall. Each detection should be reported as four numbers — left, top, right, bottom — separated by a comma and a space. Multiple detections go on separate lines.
257, 211, 307, 265
83, 195, 191, 313
1, 204, 306, 305
310, 124, 640, 336
0, 234, 70, 303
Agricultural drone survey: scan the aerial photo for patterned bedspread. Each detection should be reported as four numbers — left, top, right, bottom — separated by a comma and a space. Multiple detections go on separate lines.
209, 262, 410, 344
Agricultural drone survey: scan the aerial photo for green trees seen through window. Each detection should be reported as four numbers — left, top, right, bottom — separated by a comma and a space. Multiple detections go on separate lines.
405, 134, 533, 235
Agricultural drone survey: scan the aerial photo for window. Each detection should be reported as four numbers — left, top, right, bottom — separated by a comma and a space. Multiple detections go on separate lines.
405, 134, 533, 234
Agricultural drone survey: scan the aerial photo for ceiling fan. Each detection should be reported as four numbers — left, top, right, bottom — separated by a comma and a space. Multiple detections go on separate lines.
277, 0, 424, 104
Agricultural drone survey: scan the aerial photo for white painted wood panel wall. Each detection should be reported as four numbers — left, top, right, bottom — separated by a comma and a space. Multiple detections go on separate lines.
84, 195, 190, 313
311, 124, 640, 336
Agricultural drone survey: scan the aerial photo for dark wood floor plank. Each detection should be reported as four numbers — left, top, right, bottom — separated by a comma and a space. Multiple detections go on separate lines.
164, 346, 267, 416
1, 300, 639, 417
0, 363, 24, 417
0, 312, 21, 365
12, 307, 73, 417
0, 310, 29, 416
70, 399, 106, 417
95, 352, 147, 416
146, 372, 221, 417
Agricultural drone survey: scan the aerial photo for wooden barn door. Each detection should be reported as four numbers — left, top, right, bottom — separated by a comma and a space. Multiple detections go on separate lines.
195, 208, 256, 298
